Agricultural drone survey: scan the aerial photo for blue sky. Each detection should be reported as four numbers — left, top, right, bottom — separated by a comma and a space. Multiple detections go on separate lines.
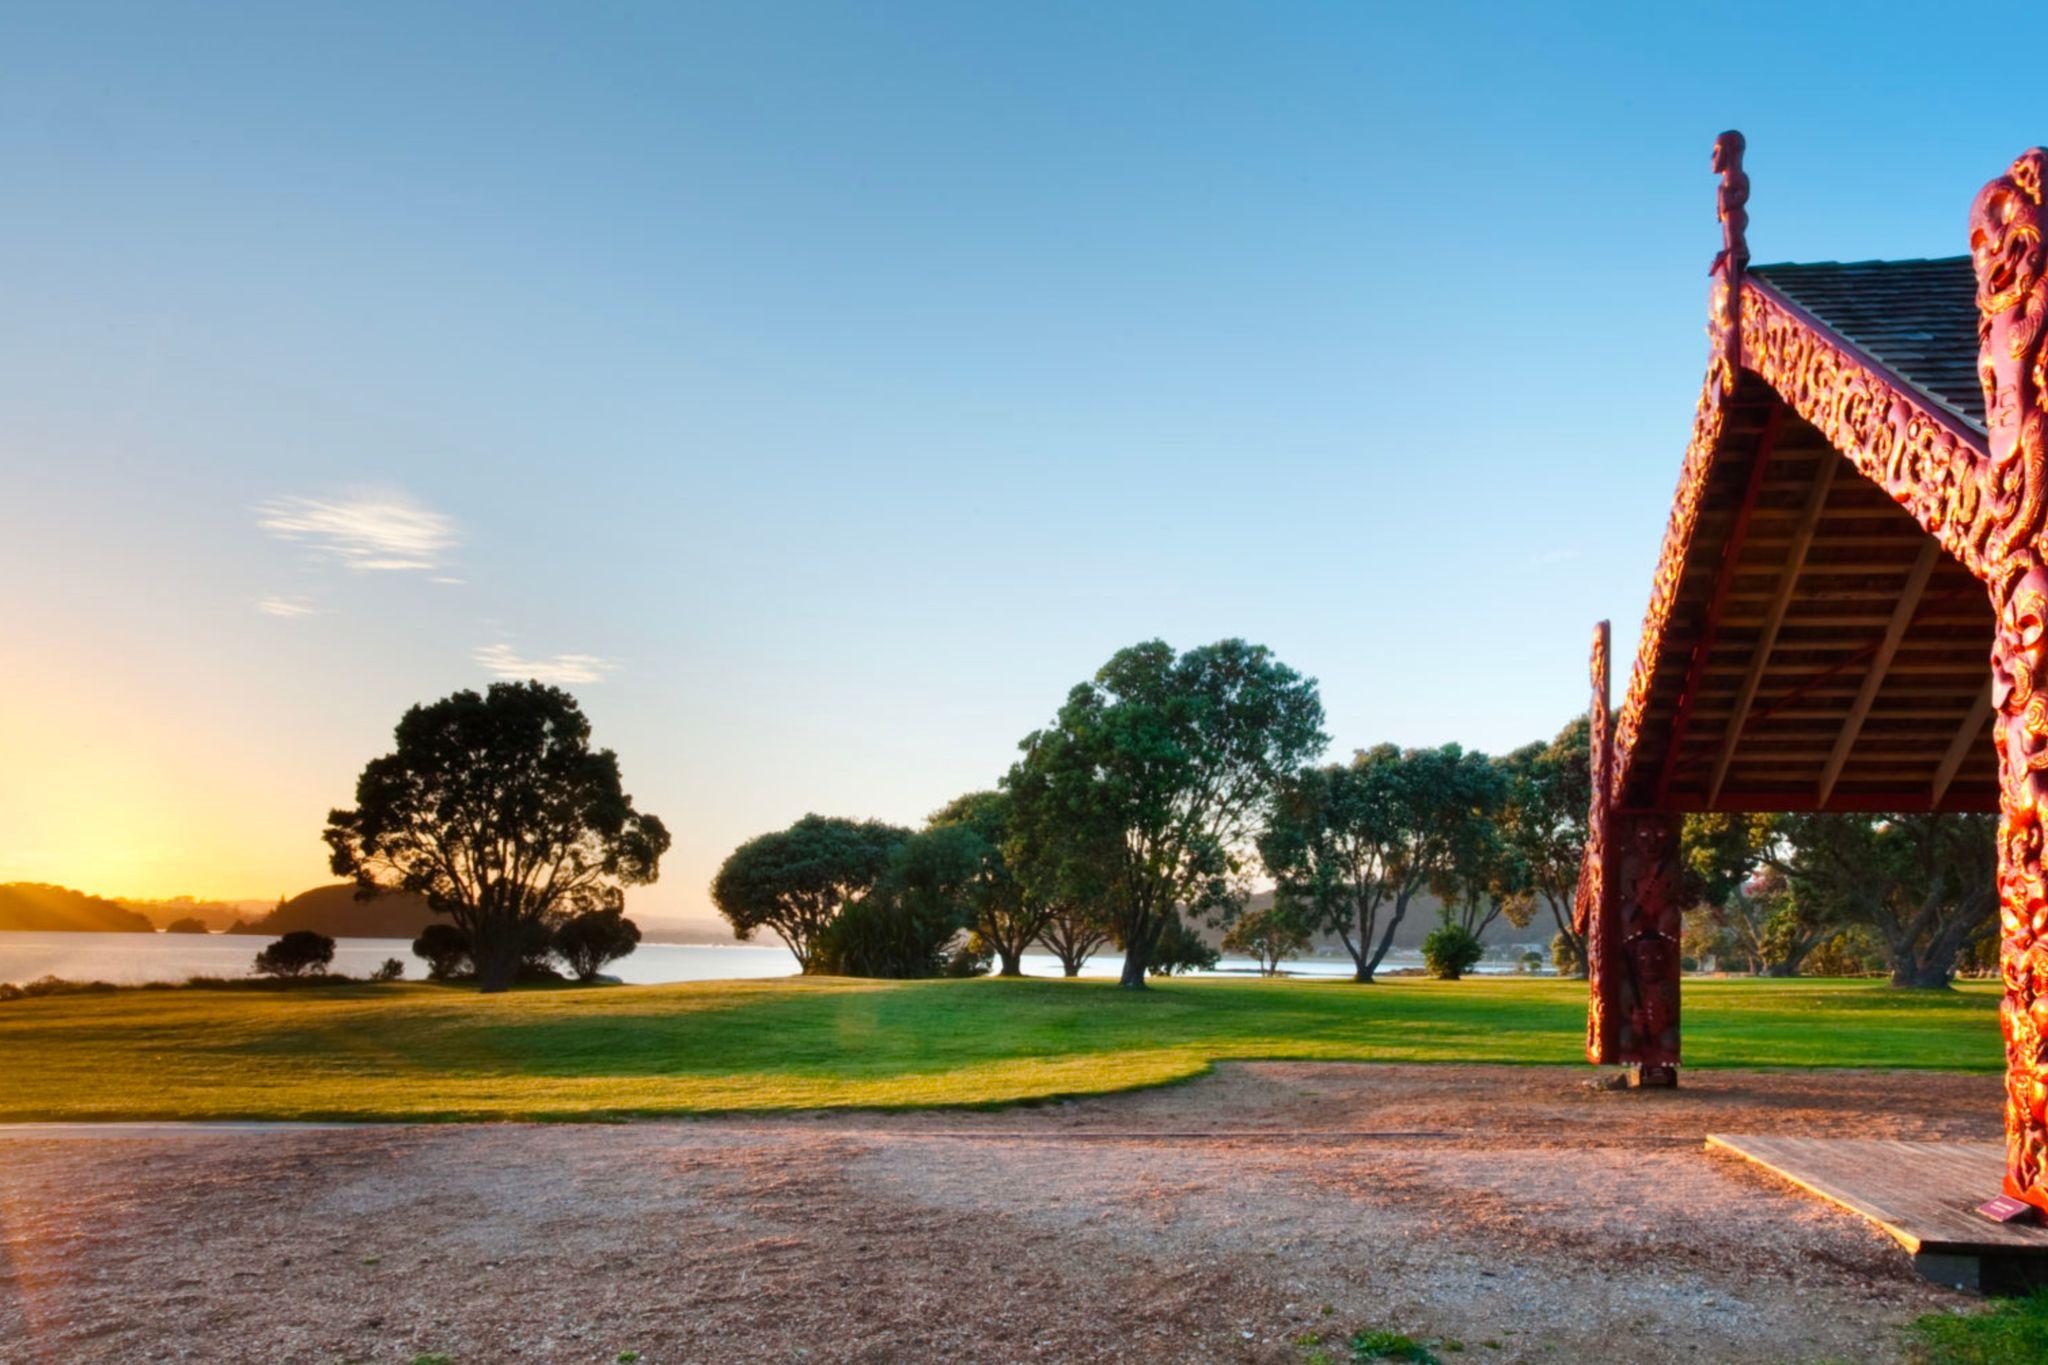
0, 2, 2037, 919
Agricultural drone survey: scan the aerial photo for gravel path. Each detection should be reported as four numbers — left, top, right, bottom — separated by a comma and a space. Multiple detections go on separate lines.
0, 1063, 2002, 1362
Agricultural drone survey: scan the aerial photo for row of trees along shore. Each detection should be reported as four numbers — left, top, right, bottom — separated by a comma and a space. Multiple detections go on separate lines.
712, 637, 2003, 991
309, 646, 1999, 996
713, 639, 1596, 988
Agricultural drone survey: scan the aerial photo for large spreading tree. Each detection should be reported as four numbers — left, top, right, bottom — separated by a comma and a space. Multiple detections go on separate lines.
324, 681, 669, 993
1258, 743, 1497, 983
710, 814, 910, 973
1005, 638, 1325, 988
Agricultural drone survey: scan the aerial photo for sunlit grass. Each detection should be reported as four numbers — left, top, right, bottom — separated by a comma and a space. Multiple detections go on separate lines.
0, 974, 2004, 1122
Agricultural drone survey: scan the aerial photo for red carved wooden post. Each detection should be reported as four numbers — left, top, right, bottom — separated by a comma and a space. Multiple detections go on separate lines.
1579, 621, 1617, 1062
1972, 147, 2048, 1211
1579, 620, 1684, 1084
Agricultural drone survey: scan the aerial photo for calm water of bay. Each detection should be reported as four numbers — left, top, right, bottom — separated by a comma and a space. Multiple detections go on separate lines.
0, 931, 1521, 987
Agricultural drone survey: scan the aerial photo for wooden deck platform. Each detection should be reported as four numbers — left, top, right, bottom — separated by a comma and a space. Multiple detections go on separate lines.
1708, 1134, 2048, 1292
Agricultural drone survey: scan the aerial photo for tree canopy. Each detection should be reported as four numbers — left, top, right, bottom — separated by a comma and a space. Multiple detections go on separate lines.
324, 681, 669, 992
1259, 743, 1496, 982
1005, 639, 1325, 987
711, 814, 910, 973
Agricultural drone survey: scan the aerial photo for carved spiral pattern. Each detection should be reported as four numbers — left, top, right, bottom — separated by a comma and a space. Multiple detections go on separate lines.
1974, 150, 2048, 1209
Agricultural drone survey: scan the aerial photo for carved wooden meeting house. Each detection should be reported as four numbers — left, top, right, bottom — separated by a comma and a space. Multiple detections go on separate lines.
1577, 133, 2048, 1214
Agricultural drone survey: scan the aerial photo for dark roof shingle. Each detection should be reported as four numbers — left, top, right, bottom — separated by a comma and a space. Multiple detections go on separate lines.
1748, 257, 1983, 430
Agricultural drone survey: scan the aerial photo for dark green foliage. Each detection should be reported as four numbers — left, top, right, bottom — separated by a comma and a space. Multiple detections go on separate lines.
1420, 924, 1483, 981
370, 958, 405, 982
253, 930, 335, 979
816, 824, 981, 978
712, 815, 909, 973
412, 923, 473, 981
928, 790, 1049, 977
1685, 811, 1996, 986
1144, 913, 1221, 977
1007, 639, 1325, 988
1907, 1287, 2048, 1363
325, 681, 669, 992
1259, 743, 1497, 983
554, 907, 642, 981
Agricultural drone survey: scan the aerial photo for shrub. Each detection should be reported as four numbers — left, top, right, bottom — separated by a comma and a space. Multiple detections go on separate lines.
1421, 924, 1483, 980
943, 939, 993, 977
1146, 914, 1221, 977
252, 931, 335, 979
1550, 931, 1583, 975
370, 958, 405, 982
554, 907, 642, 982
412, 923, 473, 981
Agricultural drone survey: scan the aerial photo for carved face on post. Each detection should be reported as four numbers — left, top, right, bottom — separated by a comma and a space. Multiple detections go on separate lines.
1972, 149, 2048, 562
1711, 129, 1744, 176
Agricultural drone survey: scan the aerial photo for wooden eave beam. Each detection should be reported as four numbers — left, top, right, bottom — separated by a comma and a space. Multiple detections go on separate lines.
1816, 539, 1942, 805
1705, 414, 1818, 807
1930, 677, 1995, 806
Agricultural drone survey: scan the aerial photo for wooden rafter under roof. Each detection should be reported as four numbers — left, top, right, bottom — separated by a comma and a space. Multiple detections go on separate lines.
1609, 259, 1996, 814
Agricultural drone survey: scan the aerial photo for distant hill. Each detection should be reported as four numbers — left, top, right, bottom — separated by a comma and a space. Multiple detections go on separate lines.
0, 883, 155, 933
239, 884, 438, 939
117, 896, 270, 932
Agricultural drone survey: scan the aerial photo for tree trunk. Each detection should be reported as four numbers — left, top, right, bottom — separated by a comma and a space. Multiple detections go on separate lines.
1117, 949, 1148, 988
473, 931, 521, 994
1891, 958, 1954, 990
997, 947, 1022, 977
1348, 904, 1375, 983
1061, 958, 1082, 978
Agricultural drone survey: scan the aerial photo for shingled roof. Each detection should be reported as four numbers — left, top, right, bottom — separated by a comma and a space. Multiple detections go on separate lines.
1748, 257, 1984, 430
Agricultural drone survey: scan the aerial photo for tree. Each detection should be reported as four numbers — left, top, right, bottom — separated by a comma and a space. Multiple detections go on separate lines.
1496, 719, 1593, 974
928, 791, 1052, 977
253, 930, 334, 978
1145, 913, 1221, 976
1421, 923, 1484, 979
1773, 812, 1996, 989
324, 681, 669, 993
554, 907, 642, 981
1036, 902, 1113, 977
816, 824, 980, 978
163, 917, 208, 934
1258, 744, 1495, 983
712, 814, 911, 973
1432, 757, 1525, 940
370, 958, 405, 982
1681, 812, 1841, 977
412, 922, 472, 981
1007, 639, 1326, 989
1221, 902, 1312, 976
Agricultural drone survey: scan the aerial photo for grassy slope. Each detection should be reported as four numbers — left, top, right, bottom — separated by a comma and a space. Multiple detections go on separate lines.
0, 975, 2003, 1122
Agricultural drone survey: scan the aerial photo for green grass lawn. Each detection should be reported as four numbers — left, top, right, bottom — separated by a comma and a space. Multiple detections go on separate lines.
0, 974, 2005, 1122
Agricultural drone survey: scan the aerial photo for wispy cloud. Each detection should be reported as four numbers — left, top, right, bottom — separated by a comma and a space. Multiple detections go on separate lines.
256, 490, 458, 572
474, 643, 618, 686
255, 595, 318, 619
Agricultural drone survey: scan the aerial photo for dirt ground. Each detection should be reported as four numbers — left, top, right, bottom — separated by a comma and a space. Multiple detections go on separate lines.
0, 1063, 2008, 1363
